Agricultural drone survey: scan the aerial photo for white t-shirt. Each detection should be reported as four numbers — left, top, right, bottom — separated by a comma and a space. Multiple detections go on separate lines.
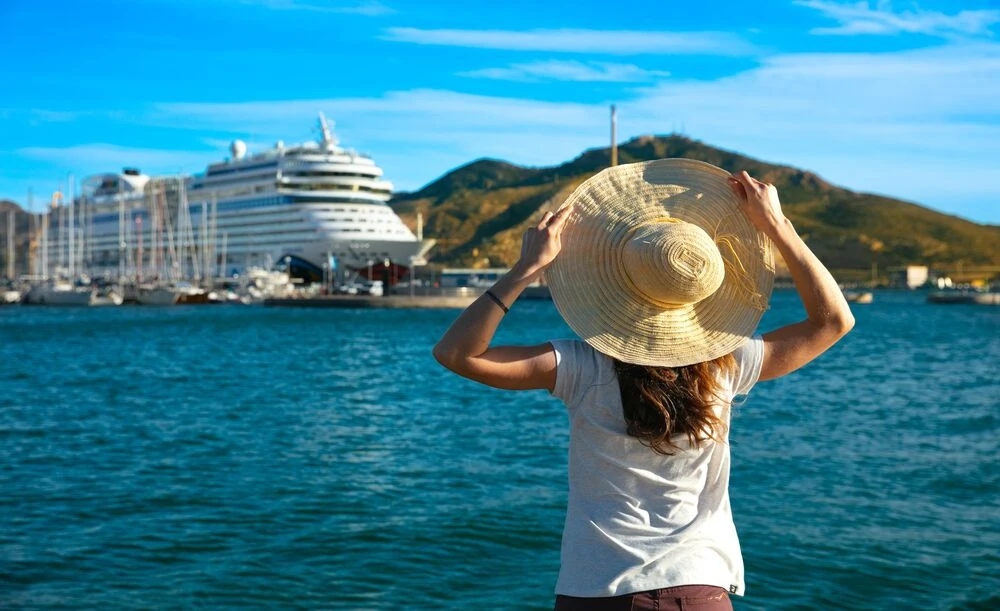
549, 336, 764, 598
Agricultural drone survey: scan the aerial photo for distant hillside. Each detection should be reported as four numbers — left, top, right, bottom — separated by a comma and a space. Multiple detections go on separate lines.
0, 201, 33, 278
391, 135, 1000, 275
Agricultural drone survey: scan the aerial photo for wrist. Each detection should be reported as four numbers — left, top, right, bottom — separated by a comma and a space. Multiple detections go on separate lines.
508, 260, 541, 284
762, 216, 794, 241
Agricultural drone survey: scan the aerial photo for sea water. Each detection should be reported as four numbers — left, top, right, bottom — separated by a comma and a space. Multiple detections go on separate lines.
1, 291, 998, 610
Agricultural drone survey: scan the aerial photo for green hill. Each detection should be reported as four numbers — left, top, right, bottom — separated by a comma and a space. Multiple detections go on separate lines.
391, 135, 1000, 278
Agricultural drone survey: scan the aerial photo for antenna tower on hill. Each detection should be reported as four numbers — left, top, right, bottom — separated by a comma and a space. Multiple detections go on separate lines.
610, 104, 618, 167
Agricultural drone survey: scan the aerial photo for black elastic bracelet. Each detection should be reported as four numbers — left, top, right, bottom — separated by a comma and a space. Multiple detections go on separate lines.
484, 290, 509, 314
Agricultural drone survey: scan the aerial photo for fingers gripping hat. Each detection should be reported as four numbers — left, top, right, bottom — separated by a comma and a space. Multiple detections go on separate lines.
546, 158, 775, 367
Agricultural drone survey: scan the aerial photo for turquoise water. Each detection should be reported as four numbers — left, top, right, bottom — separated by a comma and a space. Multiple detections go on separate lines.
1, 292, 998, 610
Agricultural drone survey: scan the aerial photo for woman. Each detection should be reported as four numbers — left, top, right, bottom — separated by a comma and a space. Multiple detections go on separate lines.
433, 160, 854, 610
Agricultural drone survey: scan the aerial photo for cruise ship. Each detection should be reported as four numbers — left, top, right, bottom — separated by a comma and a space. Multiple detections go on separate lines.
39, 114, 432, 284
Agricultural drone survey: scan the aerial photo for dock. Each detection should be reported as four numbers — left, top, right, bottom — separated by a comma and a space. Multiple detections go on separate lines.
263, 294, 478, 309
263, 284, 552, 309
927, 291, 1000, 305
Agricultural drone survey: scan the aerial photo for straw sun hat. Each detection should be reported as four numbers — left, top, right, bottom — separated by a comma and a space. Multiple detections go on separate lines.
546, 158, 775, 367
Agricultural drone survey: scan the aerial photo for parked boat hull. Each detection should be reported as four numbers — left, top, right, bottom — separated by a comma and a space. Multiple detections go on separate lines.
136, 287, 180, 306
22, 285, 94, 306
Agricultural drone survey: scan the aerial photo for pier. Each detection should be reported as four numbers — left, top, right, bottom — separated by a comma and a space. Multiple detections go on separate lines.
264, 284, 551, 309
263, 294, 478, 309
926, 291, 1000, 305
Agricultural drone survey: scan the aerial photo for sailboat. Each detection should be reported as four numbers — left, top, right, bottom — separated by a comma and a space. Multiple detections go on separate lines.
23, 191, 95, 306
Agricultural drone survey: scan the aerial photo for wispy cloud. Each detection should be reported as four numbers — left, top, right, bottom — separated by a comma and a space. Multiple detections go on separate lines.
237, 0, 394, 16
14, 109, 125, 127
17, 144, 217, 175
625, 43, 1000, 146
156, 90, 600, 133
381, 27, 754, 55
795, 0, 1000, 37
149, 93, 606, 184
460, 60, 670, 83
28, 110, 83, 123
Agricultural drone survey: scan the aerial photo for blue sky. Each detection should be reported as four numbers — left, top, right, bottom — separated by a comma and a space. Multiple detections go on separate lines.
1, 0, 998, 223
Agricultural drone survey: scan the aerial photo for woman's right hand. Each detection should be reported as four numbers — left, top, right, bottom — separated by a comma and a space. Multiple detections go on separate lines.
727, 171, 787, 236
727, 171, 855, 384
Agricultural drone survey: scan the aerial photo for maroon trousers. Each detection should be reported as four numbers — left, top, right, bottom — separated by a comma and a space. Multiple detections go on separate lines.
555, 585, 733, 611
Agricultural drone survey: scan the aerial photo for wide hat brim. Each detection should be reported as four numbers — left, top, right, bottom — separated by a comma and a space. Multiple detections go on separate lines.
546, 158, 775, 367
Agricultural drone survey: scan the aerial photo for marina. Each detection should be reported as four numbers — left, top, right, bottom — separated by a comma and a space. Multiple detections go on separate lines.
3, 114, 435, 307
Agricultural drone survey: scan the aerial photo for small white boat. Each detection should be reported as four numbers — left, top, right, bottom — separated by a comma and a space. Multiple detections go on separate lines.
136, 285, 180, 306
246, 267, 293, 301
91, 290, 124, 307
23, 282, 95, 306
844, 290, 873, 304
2, 290, 21, 304
927, 290, 1000, 305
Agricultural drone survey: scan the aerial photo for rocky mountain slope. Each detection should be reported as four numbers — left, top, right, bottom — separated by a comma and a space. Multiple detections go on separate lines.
391, 135, 1000, 276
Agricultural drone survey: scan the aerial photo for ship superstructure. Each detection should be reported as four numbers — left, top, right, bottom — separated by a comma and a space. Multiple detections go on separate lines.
38, 114, 430, 284
186, 113, 427, 281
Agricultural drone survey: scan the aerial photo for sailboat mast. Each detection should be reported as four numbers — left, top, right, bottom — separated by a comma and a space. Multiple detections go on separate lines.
42, 196, 49, 279
6, 208, 13, 280
68, 175, 75, 278
118, 181, 125, 282
201, 200, 208, 284
58, 193, 65, 273
137, 216, 143, 284
151, 184, 159, 280
179, 180, 199, 282
81, 183, 88, 275
28, 189, 35, 277
210, 195, 218, 286
220, 232, 227, 280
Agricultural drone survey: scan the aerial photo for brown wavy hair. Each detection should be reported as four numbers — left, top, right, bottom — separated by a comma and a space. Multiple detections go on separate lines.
612, 353, 737, 455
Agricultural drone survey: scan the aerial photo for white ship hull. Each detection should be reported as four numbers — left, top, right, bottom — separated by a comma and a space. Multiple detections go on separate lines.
23, 284, 94, 306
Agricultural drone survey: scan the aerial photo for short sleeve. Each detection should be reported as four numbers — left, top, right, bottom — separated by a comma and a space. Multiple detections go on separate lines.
549, 339, 599, 408
731, 334, 764, 396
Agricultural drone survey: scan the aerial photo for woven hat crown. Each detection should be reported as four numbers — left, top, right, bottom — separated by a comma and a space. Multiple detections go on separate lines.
621, 219, 725, 307
546, 158, 776, 367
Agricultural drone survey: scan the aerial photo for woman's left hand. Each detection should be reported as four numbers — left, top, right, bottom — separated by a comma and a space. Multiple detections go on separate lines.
512, 205, 573, 283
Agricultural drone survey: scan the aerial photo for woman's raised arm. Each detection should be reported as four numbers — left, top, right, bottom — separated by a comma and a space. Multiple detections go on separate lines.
729, 171, 855, 381
432, 206, 572, 391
